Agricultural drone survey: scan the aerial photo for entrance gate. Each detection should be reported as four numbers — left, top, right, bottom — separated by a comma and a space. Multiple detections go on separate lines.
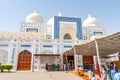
17, 50, 32, 70
63, 54, 74, 70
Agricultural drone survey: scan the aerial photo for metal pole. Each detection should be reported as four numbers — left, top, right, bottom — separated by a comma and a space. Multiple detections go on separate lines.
65, 51, 69, 71
94, 39, 101, 72
74, 47, 77, 70
32, 55, 34, 72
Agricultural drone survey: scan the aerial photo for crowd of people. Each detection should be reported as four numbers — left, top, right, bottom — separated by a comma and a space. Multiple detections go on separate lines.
100, 62, 119, 80
87, 62, 120, 80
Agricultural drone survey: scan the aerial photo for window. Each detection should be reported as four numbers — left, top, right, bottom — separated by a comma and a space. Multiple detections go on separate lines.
83, 36, 87, 40
94, 32, 103, 36
26, 28, 38, 32
46, 35, 52, 39
63, 33, 71, 40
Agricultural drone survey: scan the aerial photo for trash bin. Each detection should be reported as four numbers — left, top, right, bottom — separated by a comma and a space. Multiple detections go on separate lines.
53, 64, 56, 71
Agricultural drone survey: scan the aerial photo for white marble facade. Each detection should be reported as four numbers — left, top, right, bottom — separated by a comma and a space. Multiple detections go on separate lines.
0, 11, 107, 71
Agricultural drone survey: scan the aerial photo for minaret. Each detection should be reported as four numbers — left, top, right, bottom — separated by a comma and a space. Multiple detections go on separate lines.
58, 11, 62, 16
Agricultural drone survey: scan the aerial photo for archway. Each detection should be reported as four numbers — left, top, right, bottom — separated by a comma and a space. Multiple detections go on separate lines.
0, 49, 8, 64
63, 33, 72, 40
63, 53, 75, 70
83, 56, 94, 70
17, 50, 32, 70
60, 26, 77, 40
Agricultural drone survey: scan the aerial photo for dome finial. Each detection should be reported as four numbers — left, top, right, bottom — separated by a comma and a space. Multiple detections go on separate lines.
26, 10, 44, 23
88, 14, 92, 18
58, 11, 62, 16
34, 10, 38, 13
83, 14, 99, 27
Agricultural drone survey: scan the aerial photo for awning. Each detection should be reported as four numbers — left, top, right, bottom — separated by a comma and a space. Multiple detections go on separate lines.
34, 54, 60, 56
66, 32, 120, 56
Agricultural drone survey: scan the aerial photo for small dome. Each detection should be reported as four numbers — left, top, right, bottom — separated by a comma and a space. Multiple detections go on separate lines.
26, 11, 44, 23
47, 11, 62, 25
83, 14, 99, 27
58, 11, 62, 16
47, 16, 54, 25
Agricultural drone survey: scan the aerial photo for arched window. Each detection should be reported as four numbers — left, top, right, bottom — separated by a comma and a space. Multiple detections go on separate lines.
0, 49, 8, 64
41, 50, 53, 54
64, 33, 71, 40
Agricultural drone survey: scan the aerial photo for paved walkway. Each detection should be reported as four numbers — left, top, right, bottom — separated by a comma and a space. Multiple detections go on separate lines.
0, 71, 83, 80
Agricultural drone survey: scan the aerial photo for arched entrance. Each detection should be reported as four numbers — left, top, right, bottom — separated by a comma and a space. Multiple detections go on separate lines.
17, 50, 32, 70
63, 53, 75, 70
64, 33, 72, 40
83, 56, 94, 70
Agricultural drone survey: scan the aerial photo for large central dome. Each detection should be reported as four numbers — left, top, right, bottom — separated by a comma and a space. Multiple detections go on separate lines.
83, 14, 99, 27
26, 11, 44, 23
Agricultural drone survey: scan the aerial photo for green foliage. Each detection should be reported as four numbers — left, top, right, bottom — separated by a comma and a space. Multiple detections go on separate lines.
0, 65, 5, 70
4, 65, 13, 71
0, 64, 13, 71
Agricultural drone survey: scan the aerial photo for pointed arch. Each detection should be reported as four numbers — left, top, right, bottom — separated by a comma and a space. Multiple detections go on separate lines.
60, 26, 77, 40
63, 33, 72, 40
41, 50, 54, 54
17, 50, 32, 70
0, 49, 8, 64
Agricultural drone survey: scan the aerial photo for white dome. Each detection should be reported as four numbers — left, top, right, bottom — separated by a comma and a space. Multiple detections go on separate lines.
47, 16, 54, 25
83, 14, 99, 27
26, 11, 44, 23
47, 11, 62, 25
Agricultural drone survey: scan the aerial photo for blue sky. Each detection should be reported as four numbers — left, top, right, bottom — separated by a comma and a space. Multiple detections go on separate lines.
0, 0, 120, 34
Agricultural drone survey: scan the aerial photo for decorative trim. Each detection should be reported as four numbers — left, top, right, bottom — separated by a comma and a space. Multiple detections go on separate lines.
0, 44, 8, 47
54, 16, 83, 40
64, 46, 72, 48
36, 48, 38, 54
21, 45, 31, 47
26, 28, 38, 32
12, 48, 15, 59
43, 45, 52, 48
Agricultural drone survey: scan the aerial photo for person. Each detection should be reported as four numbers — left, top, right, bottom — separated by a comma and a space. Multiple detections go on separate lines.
83, 61, 87, 70
110, 62, 114, 69
101, 65, 107, 80
91, 74, 97, 80
77, 66, 82, 75
111, 66, 116, 80
90, 65, 93, 72
96, 63, 101, 78
46, 63, 48, 70
87, 68, 93, 80
67, 63, 70, 71
63, 64, 66, 71
79, 66, 83, 70
114, 73, 120, 80
114, 64, 119, 73
105, 62, 109, 70
106, 66, 112, 80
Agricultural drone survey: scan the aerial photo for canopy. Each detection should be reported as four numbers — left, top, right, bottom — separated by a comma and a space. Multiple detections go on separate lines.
66, 32, 120, 56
